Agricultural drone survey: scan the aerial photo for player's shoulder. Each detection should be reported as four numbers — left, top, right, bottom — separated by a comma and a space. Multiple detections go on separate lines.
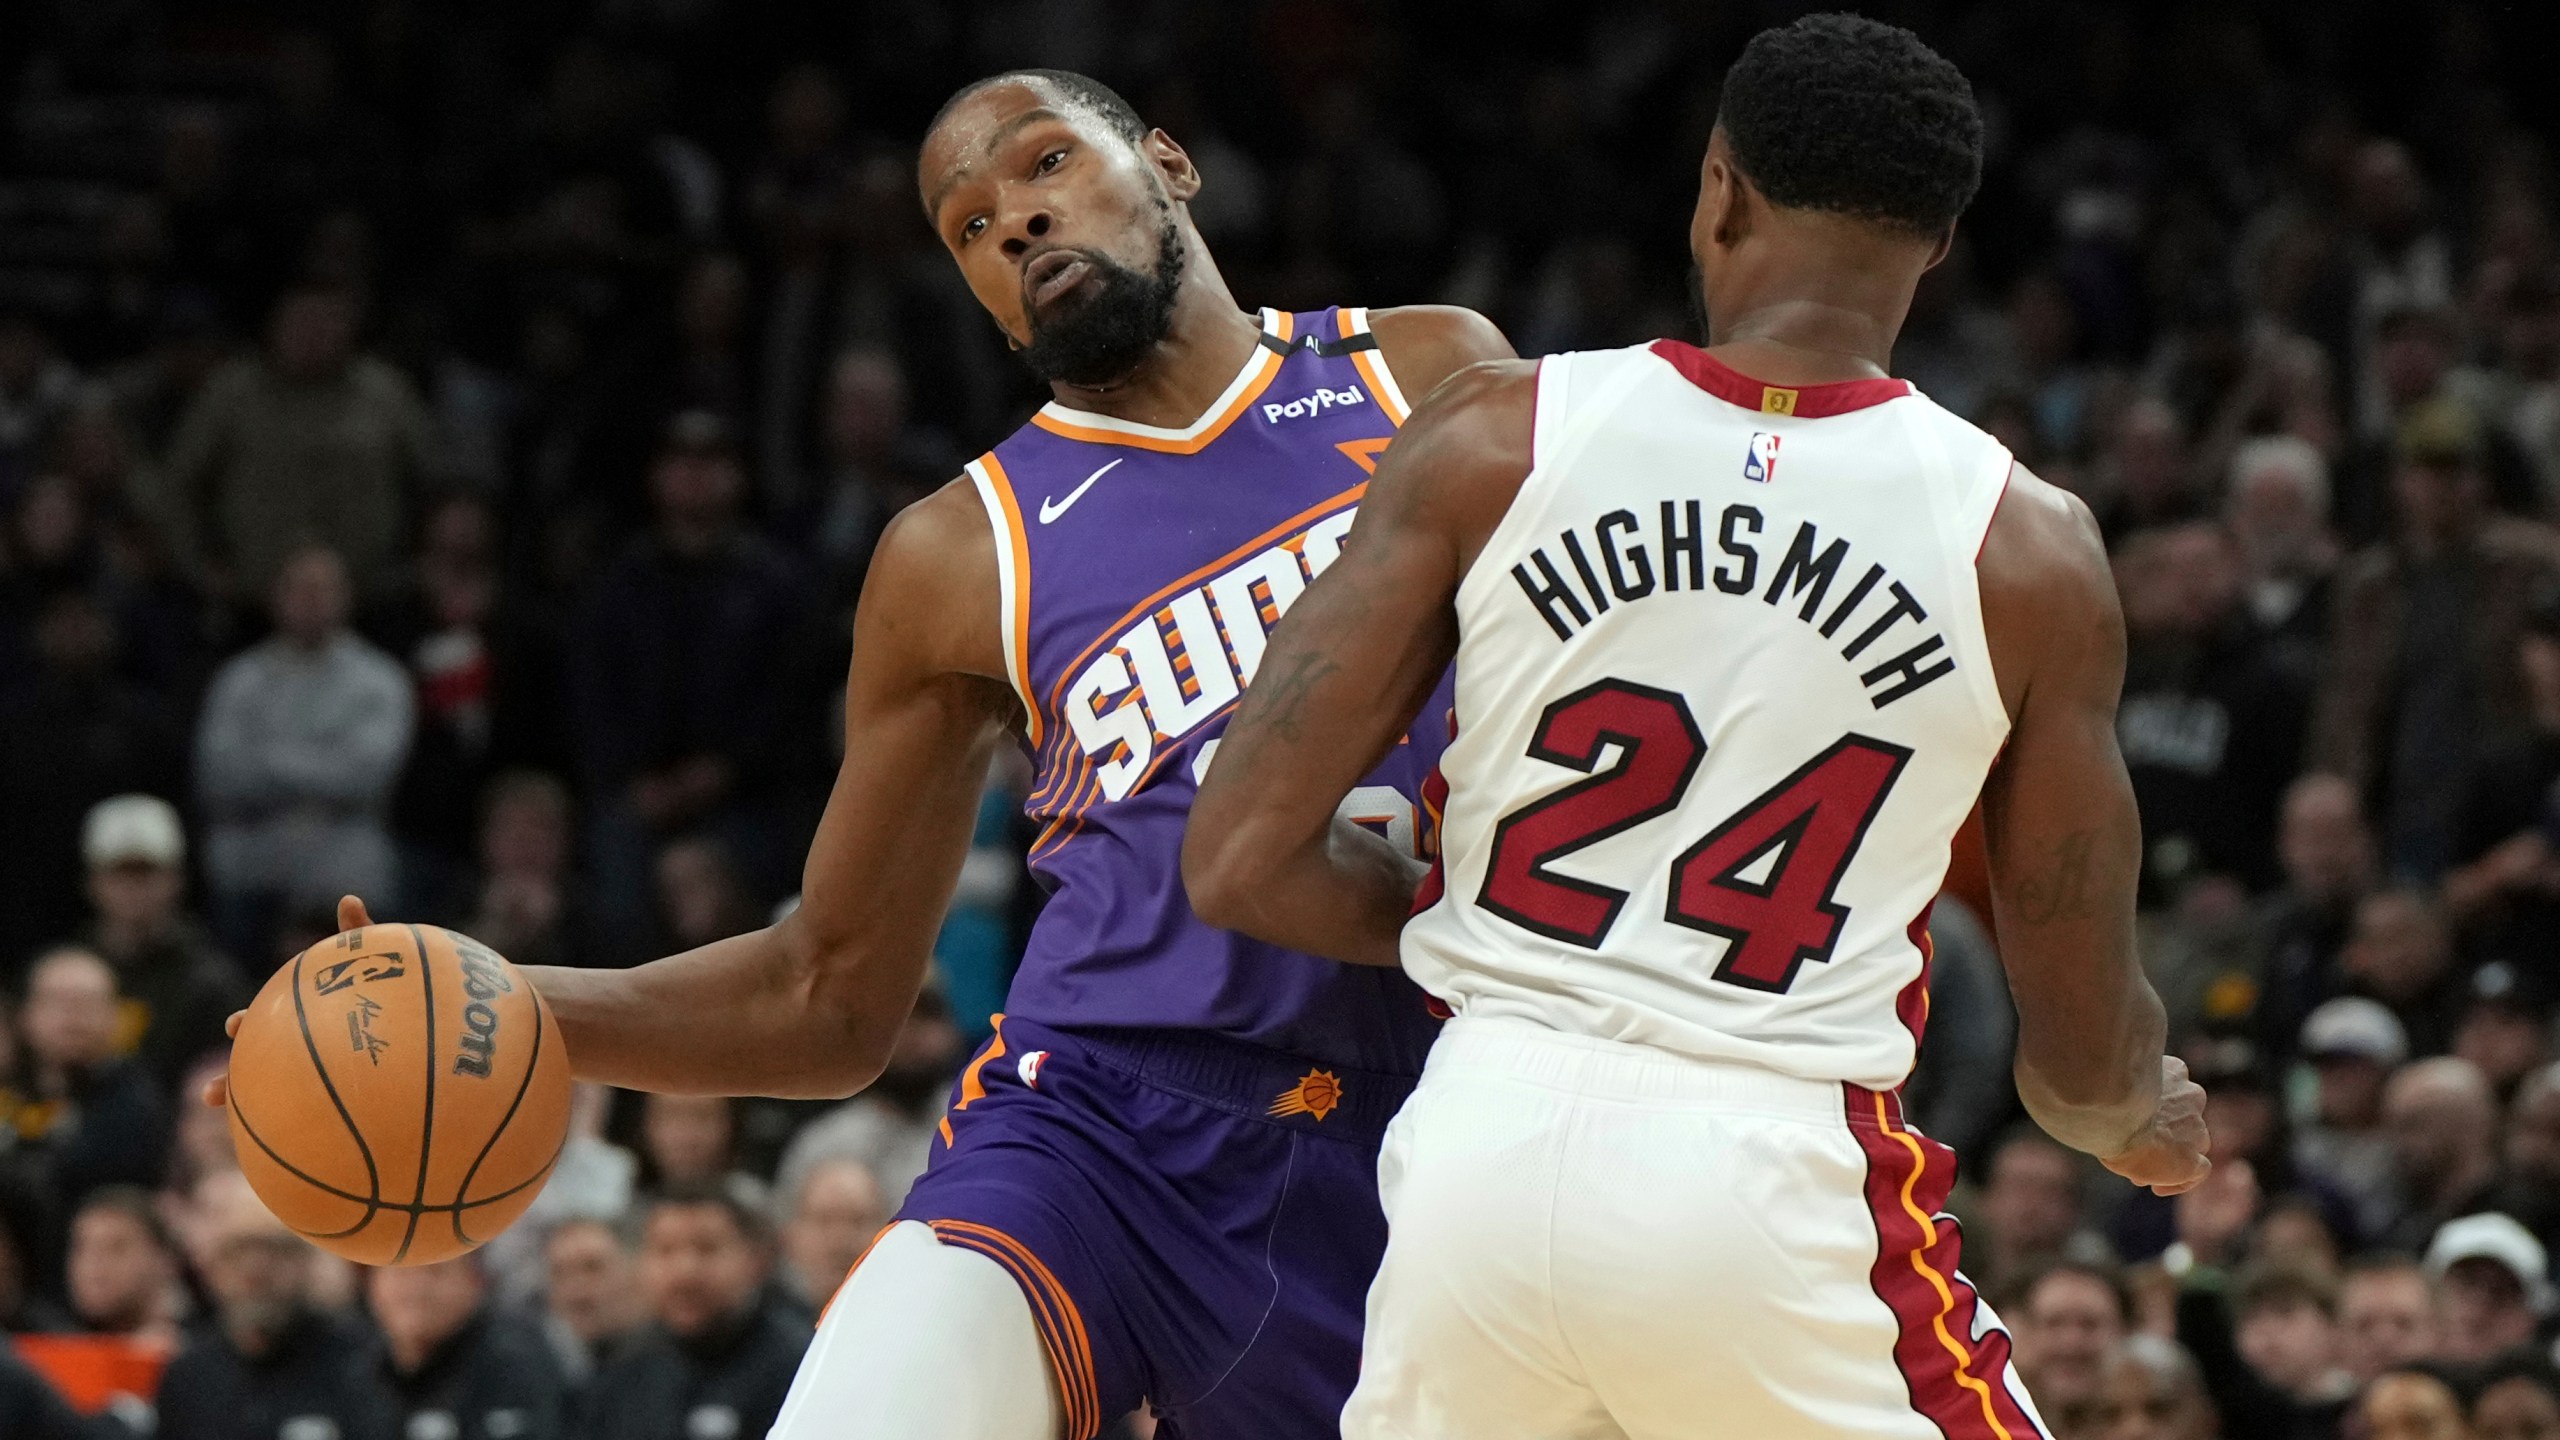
856, 474, 1006, 681
1366, 304, 1516, 402
1978, 463, 2106, 592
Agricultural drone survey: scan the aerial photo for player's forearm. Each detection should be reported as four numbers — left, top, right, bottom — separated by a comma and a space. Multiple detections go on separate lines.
523, 916, 896, 1099
2011, 963, 2166, 1157
1187, 817, 1420, 967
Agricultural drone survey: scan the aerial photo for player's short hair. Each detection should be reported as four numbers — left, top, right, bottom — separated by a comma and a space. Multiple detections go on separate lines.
1718, 13, 1983, 238
928, 69, 1149, 150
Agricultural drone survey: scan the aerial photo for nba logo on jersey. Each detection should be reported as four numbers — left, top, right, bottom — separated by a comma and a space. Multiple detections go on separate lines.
1017, 1050, 1050, 1088
1744, 432, 1782, 483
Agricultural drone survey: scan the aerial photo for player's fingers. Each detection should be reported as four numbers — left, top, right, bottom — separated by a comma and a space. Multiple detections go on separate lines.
224, 1010, 245, 1039
338, 894, 375, 932
202, 1071, 230, 1109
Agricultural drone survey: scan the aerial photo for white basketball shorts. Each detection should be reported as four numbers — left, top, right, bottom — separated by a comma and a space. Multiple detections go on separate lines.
1343, 1017, 2053, 1440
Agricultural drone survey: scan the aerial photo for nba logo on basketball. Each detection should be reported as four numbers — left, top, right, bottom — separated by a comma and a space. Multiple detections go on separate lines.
1744, 432, 1781, 484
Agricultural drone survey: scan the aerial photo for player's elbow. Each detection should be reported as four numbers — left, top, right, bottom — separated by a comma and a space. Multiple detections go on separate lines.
1182, 820, 1268, 935
775, 920, 898, 1100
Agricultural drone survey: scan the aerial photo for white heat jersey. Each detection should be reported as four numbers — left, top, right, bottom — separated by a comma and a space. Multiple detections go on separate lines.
1401, 340, 2015, 1091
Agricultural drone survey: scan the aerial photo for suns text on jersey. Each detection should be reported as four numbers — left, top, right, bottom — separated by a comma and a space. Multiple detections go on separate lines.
1509, 500, 1955, 708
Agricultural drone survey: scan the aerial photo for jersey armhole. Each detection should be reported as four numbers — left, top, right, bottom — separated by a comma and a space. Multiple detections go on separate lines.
1337, 307, 1413, 425
1944, 433, 2019, 741
966, 454, 1044, 749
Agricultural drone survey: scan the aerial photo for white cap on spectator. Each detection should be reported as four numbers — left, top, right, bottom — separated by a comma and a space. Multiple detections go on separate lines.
2300, 996, 2408, 1067
2425, 1212, 2555, 1316
81, 794, 186, 869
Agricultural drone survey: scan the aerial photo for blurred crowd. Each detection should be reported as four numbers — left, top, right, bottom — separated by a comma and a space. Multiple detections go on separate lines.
2, 0, 2560, 1436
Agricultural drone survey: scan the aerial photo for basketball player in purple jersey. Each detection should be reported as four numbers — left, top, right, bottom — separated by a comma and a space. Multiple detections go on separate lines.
231, 70, 1513, 1438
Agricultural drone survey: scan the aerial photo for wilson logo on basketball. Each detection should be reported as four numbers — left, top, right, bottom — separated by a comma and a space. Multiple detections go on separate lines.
453, 941, 515, 1079
1268, 1069, 1343, 1122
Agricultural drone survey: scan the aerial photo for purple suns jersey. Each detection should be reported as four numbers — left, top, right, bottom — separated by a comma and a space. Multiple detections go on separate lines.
964, 305, 1447, 1075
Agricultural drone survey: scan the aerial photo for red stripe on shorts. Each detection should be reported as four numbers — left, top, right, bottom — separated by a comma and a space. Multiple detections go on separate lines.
1845, 1085, 2046, 1440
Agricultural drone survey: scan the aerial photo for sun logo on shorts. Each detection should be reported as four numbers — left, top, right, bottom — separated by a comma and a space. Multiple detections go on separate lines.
1269, 1069, 1343, 1122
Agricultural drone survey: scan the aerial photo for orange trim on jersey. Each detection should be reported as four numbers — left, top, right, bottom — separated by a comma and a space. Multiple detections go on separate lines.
1340, 308, 1410, 426
1850, 1088, 2045, 1440
926, 1218, 1103, 1440
977, 455, 1044, 749
935, 1017, 1010, 1147
1028, 312, 1293, 454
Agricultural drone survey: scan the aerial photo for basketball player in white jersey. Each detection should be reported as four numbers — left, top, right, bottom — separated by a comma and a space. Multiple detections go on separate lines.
1186, 14, 2211, 1438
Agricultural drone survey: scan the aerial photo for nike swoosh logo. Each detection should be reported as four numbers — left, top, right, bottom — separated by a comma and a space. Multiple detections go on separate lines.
1038, 459, 1123, 524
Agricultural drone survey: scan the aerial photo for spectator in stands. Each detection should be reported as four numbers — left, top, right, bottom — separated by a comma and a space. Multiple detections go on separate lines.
2379, 1057, 2504, 1251
2311, 397, 2560, 880
2253, 776, 2380, 1070
640, 1093, 744, 1193
778, 1158, 884, 1311
2091, 1333, 2222, 1440
2342, 888, 2465, 1057
569, 413, 815, 919
2291, 997, 2409, 1237
459, 771, 589, 970
368, 491, 561, 895
2006, 1260, 2128, 1438
2454, 962, 2554, 1099
572, 1184, 807, 1440
798, 348, 953, 593
367, 1256, 567, 1440
2494, 1063, 2560, 1255
2423, 1213, 2549, 1366
2359, 1364, 2473, 1440
75, 794, 248, 1092
2224, 436, 2341, 682
2113, 521, 2310, 895
0, 1177, 73, 1332
2232, 1265, 2357, 1411
156, 1172, 394, 1440
2469, 1353, 2560, 1440
773, 983, 962, 1213
194, 544, 414, 960
0, 588, 188, 966
540, 1217, 642, 1389
161, 283, 434, 606
4, 947, 168, 1205
2340, 1256, 2447, 1384
1973, 1129, 2097, 1294
0, 311, 81, 495
652, 834, 763, 958
479, 1083, 633, 1312
2444, 585, 2560, 964
65, 1186, 184, 1347
165, 1054, 240, 1197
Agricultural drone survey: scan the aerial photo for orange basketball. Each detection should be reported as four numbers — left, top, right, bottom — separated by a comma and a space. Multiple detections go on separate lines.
227, 924, 571, 1266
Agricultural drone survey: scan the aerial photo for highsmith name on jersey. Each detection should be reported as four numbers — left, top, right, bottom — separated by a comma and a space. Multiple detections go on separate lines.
1402, 340, 2016, 1091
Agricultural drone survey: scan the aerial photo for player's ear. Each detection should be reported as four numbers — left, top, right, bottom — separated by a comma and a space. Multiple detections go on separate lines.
1145, 129, 1202, 203
1919, 226, 1957, 273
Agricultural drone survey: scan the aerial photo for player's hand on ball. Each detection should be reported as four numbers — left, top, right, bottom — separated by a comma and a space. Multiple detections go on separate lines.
2098, 1056, 2211, 1197
202, 894, 380, 1109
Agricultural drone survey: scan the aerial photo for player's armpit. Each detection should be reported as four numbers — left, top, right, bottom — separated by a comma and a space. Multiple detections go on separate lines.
1975, 467, 2202, 1188
525, 482, 1016, 1099
1186, 361, 1537, 967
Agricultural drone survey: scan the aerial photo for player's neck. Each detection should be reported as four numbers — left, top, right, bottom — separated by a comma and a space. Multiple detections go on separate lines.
1703, 297, 1903, 385
1043, 274, 1265, 431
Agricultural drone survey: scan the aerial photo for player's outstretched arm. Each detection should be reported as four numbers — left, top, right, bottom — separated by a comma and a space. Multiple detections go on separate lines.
1186, 360, 1535, 966
1976, 467, 2209, 1195
512, 484, 1017, 1098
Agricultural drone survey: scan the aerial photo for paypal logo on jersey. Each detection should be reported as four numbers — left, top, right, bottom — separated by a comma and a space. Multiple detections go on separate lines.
1744, 432, 1782, 484
1064, 503, 1361, 802
1263, 385, 1367, 425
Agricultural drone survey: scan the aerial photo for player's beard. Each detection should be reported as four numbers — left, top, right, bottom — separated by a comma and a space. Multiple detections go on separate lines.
1015, 212, 1187, 388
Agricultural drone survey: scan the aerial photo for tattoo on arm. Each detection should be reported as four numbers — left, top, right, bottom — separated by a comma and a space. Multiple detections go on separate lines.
2013, 829, 2097, 925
